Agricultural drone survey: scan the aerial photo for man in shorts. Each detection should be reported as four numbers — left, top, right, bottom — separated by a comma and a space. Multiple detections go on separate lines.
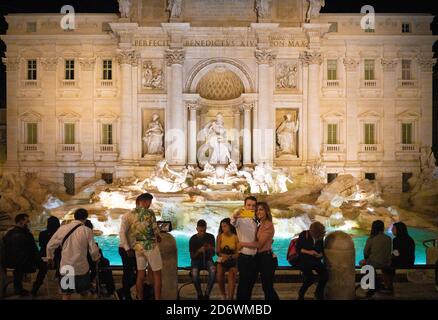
125, 193, 162, 300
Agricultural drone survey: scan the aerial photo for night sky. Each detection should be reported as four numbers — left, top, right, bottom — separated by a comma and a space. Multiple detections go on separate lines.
0, 0, 437, 151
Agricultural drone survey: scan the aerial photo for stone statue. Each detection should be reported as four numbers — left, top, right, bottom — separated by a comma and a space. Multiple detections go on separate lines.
118, 0, 132, 18
306, 0, 325, 22
167, 0, 182, 19
274, 170, 293, 193
277, 63, 298, 89
149, 160, 188, 193
276, 114, 299, 155
197, 113, 232, 166
142, 61, 164, 90
143, 113, 164, 155
255, 0, 271, 19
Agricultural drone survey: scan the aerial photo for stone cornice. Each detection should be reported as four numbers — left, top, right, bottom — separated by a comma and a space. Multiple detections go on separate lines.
255, 48, 277, 66
2, 56, 20, 72
300, 51, 323, 66
381, 58, 398, 72
165, 48, 185, 66
343, 57, 359, 72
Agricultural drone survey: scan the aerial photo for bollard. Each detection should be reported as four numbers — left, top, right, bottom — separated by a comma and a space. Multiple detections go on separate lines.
158, 232, 178, 300
324, 231, 356, 300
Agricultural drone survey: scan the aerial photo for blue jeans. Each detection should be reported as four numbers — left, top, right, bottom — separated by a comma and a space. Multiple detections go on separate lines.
191, 259, 216, 297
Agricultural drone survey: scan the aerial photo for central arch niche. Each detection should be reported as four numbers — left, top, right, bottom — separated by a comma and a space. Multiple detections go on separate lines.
197, 67, 245, 101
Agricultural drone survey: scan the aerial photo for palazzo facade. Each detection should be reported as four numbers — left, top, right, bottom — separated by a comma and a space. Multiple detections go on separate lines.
1, 0, 437, 194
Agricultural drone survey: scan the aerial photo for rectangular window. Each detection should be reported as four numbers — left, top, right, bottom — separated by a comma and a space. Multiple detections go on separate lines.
26, 123, 38, 144
365, 173, 376, 181
364, 123, 375, 144
103, 60, 113, 80
64, 173, 75, 195
102, 124, 113, 145
402, 173, 413, 193
102, 173, 113, 184
401, 123, 413, 144
65, 60, 75, 80
327, 124, 338, 144
327, 60, 338, 80
27, 59, 37, 80
402, 23, 411, 33
364, 27, 375, 33
364, 60, 375, 80
327, 173, 338, 183
402, 60, 412, 80
64, 123, 75, 144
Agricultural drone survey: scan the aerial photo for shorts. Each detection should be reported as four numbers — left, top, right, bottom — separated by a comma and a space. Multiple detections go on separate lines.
59, 273, 91, 294
135, 246, 162, 271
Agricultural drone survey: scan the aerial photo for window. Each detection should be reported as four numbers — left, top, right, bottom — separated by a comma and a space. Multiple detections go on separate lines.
64, 173, 75, 195
26, 123, 38, 144
26, 22, 37, 33
27, 60, 37, 80
65, 60, 75, 80
402, 23, 411, 33
102, 173, 113, 184
364, 27, 375, 33
102, 124, 113, 145
364, 123, 375, 144
327, 173, 338, 183
401, 60, 412, 80
327, 124, 338, 144
365, 173, 376, 181
402, 173, 413, 193
329, 22, 338, 33
327, 60, 337, 80
64, 123, 75, 144
401, 123, 413, 144
103, 60, 113, 80
364, 60, 375, 80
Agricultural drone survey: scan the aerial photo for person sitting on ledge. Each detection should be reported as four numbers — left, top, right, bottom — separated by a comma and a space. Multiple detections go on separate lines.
189, 219, 216, 300
296, 221, 328, 300
4, 213, 48, 297
359, 220, 392, 297
216, 218, 239, 300
382, 222, 415, 294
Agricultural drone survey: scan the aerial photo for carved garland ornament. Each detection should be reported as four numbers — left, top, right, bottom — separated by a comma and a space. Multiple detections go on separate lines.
300, 51, 323, 66
165, 48, 185, 66
255, 48, 277, 66
342, 57, 359, 72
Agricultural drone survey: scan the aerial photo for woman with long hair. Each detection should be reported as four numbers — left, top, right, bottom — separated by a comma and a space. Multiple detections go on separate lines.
238, 202, 279, 300
216, 218, 239, 300
382, 222, 415, 293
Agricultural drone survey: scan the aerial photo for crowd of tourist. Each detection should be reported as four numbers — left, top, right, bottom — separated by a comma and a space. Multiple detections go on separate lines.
1, 194, 438, 300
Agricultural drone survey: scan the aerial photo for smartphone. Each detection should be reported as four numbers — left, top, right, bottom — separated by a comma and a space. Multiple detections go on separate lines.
240, 209, 255, 218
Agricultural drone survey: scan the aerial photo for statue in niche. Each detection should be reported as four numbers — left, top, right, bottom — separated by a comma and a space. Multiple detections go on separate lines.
306, 0, 325, 22
142, 61, 164, 90
118, 0, 132, 18
143, 113, 164, 155
148, 160, 188, 193
277, 63, 298, 89
167, 0, 182, 19
255, 0, 271, 19
197, 113, 232, 167
276, 114, 299, 156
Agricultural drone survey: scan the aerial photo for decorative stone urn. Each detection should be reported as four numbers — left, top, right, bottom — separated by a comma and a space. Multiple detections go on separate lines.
324, 231, 356, 300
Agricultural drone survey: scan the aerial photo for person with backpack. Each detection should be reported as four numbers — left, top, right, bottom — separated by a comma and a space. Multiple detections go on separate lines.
295, 221, 328, 300
46, 208, 100, 300
3, 213, 48, 297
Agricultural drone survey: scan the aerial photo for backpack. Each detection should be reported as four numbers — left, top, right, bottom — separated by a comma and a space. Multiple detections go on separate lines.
286, 231, 308, 266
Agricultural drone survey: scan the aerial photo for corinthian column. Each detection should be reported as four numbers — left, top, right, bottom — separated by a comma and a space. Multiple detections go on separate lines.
165, 48, 186, 166
242, 103, 254, 165
116, 49, 136, 162
187, 102, 198, 165
255, 48, 276, 165
301, 51, 323, 161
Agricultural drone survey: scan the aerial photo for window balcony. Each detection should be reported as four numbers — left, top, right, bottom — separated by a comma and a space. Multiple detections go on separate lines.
21, 144, 40, 152
98, 144, 117, 153
398, 80, 417, 88
61, 80, 76, 87
325, 80, 340, 88
19, 144, 44, 161
360, 144, 382, 152
395, 144, 420, 161
22, 80, 39, 88
100, 80, 113, 87
323, 144, 344, 153
397, 144, 419, 152
363, 80, 378, 88
57, 144, 81, 161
